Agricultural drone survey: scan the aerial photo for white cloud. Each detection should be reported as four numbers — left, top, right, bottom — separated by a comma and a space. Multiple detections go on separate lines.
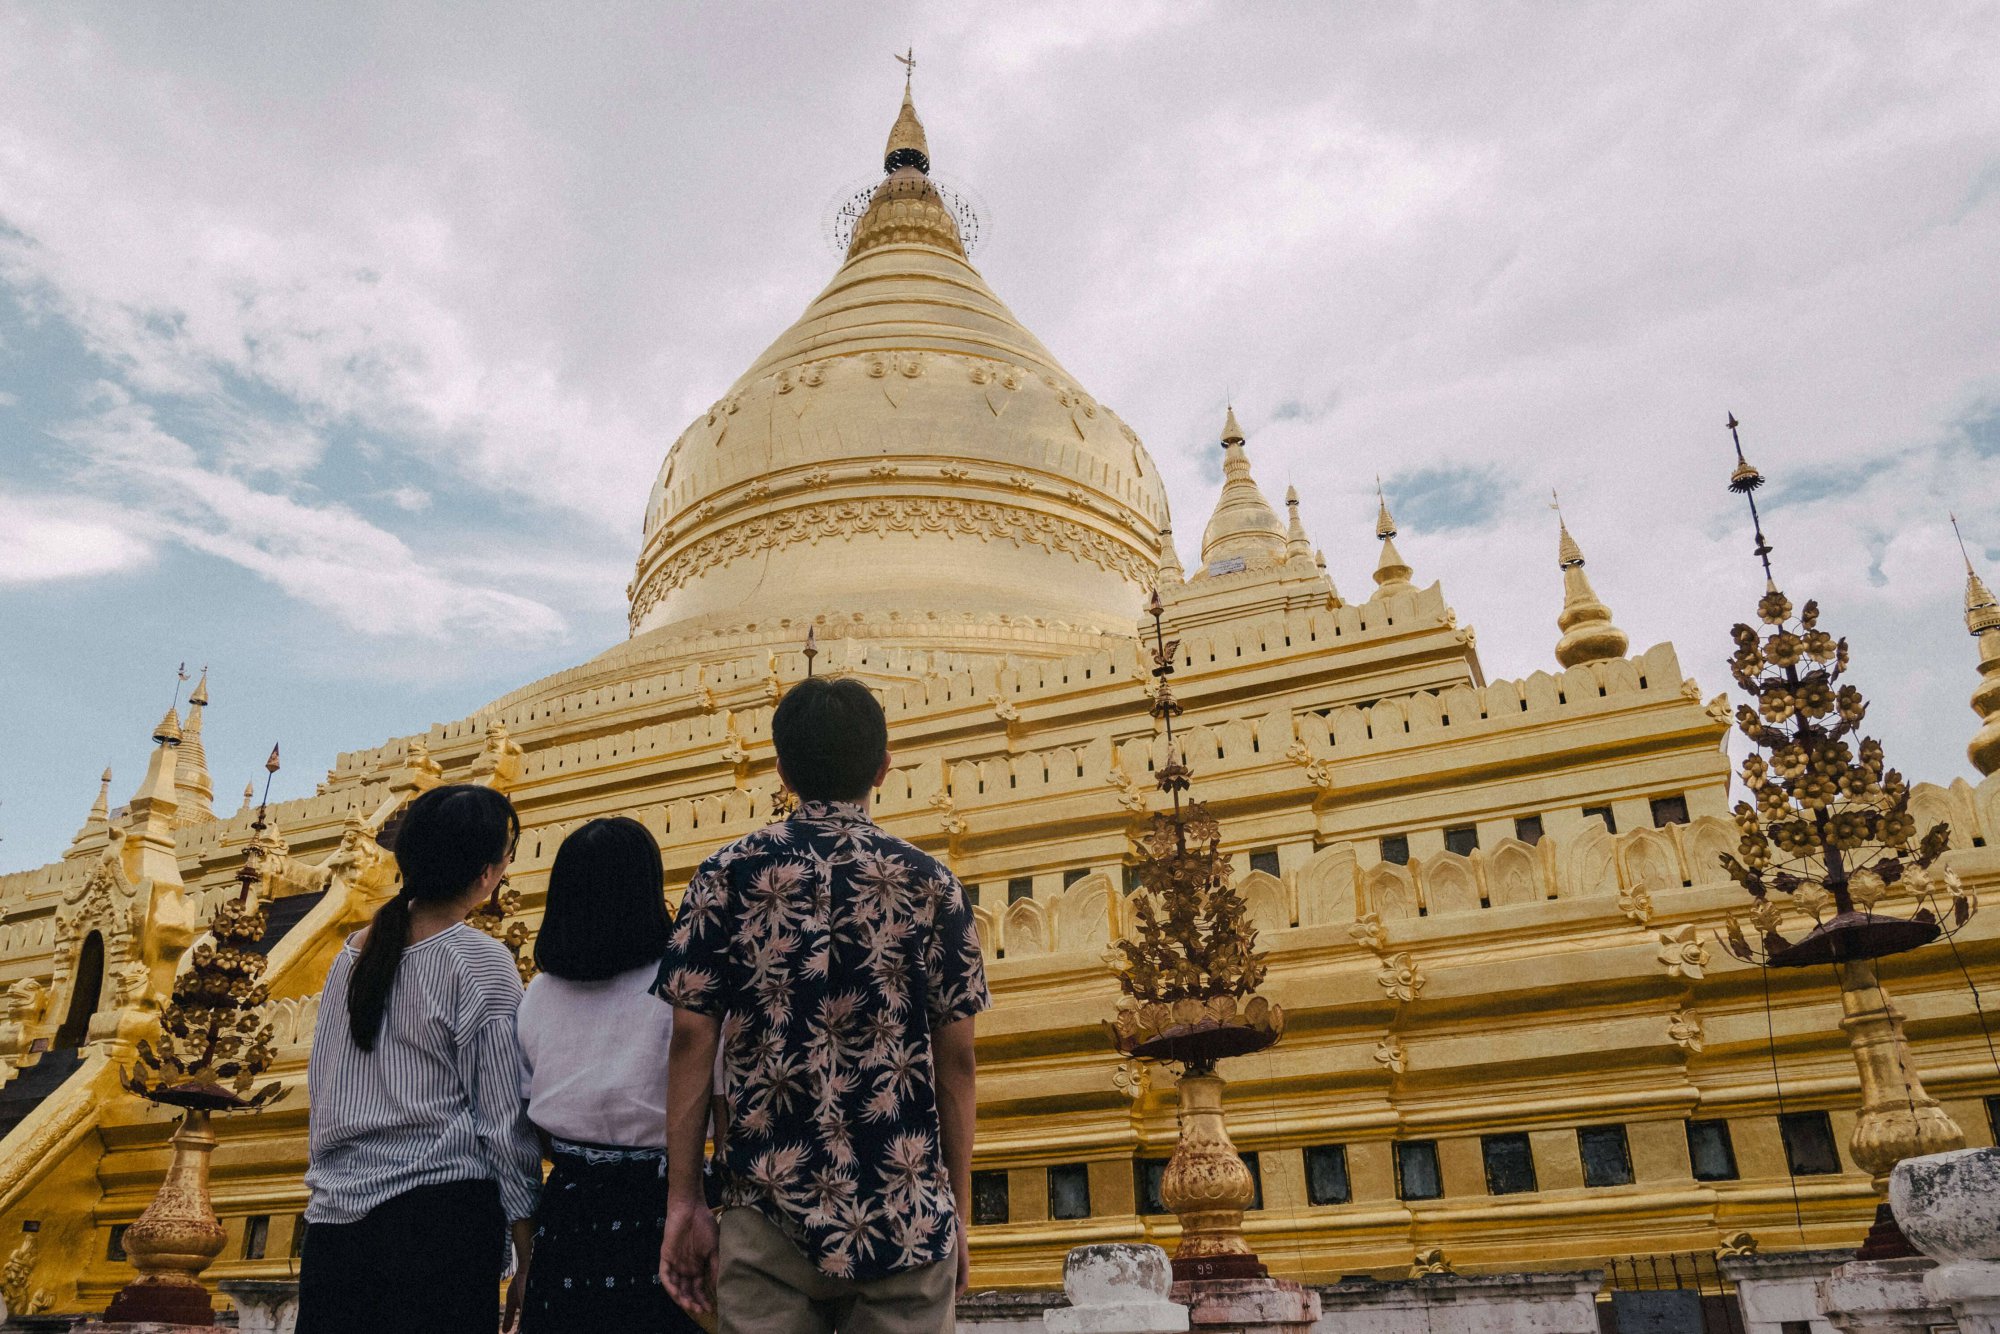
0, 492, 151, 584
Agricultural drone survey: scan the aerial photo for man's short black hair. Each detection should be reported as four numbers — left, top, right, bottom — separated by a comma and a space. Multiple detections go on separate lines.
771, 676, 889, 802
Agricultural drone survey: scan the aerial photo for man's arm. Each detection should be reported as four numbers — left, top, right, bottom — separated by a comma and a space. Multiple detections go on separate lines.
661, 1008, 721, 1314
933, 1014, 977, 1294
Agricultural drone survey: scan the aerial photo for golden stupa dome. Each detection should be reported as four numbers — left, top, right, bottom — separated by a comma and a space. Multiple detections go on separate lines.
625, 84, 1171, 660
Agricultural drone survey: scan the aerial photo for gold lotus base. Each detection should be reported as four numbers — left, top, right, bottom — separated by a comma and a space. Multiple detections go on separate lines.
103, 1110, 225, 1325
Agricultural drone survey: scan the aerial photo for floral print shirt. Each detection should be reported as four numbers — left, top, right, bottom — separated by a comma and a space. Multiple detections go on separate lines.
655, 799, 990, 1279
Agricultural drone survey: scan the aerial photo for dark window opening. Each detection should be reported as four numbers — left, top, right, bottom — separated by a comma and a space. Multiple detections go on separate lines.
1007, 877, 1034, 904
1062, 868, 1090, 889
1048, 1164, 1091, 1220
1305, 1144, 1351, 1205
1780, 1111, 1842, 1176
1242, 1152, 1264, 1211
1514, 815, 1544, 846
1987, 1095, 2000, 1146
1650, 795, 1691, 827
1687, 1120, 1739, 1182
56, 931, 105, 1050
1135, 1159, 1169, 1216
1578, 1125, 1635, 1188
242, 1214, 269, 1260
1122, 864, 1143, 894
1583, 805, 1618, 834
1248, 848, 1280, 878
971, 1170, 1010, 1226
1379, 836, 1411, 867
1395, 1140, 1442, 1201
965, 883, 981, 908
107, 1224, 128, 1262
291, 1215, 307, 1259
1443, 826, 1479, 857
1481, 1133, 1537, 1195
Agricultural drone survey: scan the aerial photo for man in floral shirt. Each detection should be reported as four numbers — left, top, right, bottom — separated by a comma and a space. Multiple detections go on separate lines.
658, 676, 989, 1332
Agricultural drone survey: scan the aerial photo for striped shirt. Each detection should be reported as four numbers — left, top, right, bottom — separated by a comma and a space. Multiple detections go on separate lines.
304, 922, 542, 1224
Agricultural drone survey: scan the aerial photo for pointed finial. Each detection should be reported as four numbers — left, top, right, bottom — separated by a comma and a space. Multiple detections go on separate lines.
1156, 523, 1185, 584
1555, 508, 1628, 667
1553, 495, 1586, 571
1285, 485, 1299, 509
803, 625, 819, 676
1375, 477, 1397, 540
152, 707, 182, 747
1953, 512, 1976, 575
1221, 405, 1245, 446
1723, 414, 1777, 586
883, 55, 930, 175
90, 768, 112, 820
241, 781, 256, 812
188, 666, 209, 709
264, 744, 282, 775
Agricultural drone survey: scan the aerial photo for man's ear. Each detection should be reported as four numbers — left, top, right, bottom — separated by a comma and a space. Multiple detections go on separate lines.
873, 750, 893, 789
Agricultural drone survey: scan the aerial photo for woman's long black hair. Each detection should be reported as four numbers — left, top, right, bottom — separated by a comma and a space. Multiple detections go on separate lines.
533, 816, 670, 981
348, 783, 518, 1051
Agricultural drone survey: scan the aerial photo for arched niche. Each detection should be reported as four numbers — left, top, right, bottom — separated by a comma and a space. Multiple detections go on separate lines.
55, 931, 105, 1050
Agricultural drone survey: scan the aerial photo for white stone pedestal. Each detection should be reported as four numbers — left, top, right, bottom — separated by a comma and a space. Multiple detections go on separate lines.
216, 1281, 298, 1334
1818, 1257, 1955, 1334
1311, 1271, 1601, 1333
1926, 1261, 2000, 1334
1046, 1245, 1188, 1334
1721, 1250, 1848, 1334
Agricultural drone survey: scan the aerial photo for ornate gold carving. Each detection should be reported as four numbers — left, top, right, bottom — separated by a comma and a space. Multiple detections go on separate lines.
1656, 925, 1708, 980
1668, 1007, 1705, 1053
1112, 1061, 1150, 1101
1284, 738, 1333, 791
1348, 913, 1388, 955
1618, 883, 1655, 926
632, 499, 1155, 628
1376, 951, 1424, 1002
1374, 1035, 1407, 1074
1, 1231, 51, 1315
1836, 958, 1962, 1180
1411, 1247, 1455, 1278
1718, 1231, 1758, 1258
105, 1111, 227, 1322
1158, 1072, 1257, 1262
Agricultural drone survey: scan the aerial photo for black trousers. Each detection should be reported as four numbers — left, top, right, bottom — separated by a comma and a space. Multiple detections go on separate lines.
298, 1178, 506, 1334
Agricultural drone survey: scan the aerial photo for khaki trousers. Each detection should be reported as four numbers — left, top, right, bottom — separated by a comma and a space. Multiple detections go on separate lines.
718, 1206, 956, 1334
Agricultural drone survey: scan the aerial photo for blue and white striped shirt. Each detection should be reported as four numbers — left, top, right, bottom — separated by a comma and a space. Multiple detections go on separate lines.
304, 922, 542, 1224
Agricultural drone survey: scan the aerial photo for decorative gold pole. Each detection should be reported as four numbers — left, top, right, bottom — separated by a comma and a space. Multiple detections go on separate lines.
109, 743, 287, 1322
1712, 421, 1974, 1259
1108, 589, 1283, 1282
102, 1110, 226, 1324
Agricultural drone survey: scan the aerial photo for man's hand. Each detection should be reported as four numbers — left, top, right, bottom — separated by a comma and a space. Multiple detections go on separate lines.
954, 1212, 970, 1296
502, 1268, 527, 1332
661, 1196, 719, 1316
503, 1218, 534, 1332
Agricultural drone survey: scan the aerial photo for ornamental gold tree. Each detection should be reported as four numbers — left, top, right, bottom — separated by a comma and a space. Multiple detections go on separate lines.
1711, 419, 1974, 1260
108, 744, 287, 1325
1106, 590, 1283, 1281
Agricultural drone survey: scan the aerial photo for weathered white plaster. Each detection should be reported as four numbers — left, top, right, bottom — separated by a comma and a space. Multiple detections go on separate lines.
1045, 1245, 1189, 1334
1893, 1147, 2000, 1263
1309, 1271, 1601, 1334
1819, 1257, 1953, 1334
1721, 1250, 1847, 1334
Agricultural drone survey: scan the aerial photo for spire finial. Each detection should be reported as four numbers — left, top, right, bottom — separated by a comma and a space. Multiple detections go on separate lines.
883, 54, 930, 175
1953, 512, 1976, 576
1375, 477, 1397, 541
1221, 404, 1245, 446
1722, 414, 1776, 588
1553, 504, 1627, 666
1553, 490, 1586, 570
188, 665, 209, 709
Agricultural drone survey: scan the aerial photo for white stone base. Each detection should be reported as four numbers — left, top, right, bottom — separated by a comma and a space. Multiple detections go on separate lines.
1926, 1259, 2000, 1334
1818, 1257, 1955, 1334
1045, 1245, 1189, 1334
1721, 1250, 1849, 1334
1310, 1271, 1601, 1334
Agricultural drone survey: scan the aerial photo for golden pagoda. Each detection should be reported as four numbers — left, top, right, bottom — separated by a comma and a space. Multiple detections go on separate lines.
0, 78, 1995, 1319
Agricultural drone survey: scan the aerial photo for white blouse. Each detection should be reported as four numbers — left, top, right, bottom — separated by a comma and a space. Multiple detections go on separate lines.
517, 962, 672, 1148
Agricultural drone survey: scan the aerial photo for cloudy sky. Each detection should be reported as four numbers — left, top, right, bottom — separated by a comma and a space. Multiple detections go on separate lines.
2, 4, 1996, 868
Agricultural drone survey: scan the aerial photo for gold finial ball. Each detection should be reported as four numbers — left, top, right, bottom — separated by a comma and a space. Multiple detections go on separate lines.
1729, 458, 1765, 494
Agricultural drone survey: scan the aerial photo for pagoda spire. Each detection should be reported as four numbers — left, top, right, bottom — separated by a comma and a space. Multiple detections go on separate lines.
125, 692, 184, 883
175, 668, 215, 828
1156, 523, 1185, 586
846, 61, 963, 258
1956, 515, 2000, 775
1552, 501, 1629, 667
1198, 407, 1287, 570
68, 766, 115, 853
1371, 481, 1415, 597
1284, 486, 1312, 562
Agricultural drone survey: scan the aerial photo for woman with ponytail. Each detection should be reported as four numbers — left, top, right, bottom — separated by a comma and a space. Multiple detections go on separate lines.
300, 783, 542, 1334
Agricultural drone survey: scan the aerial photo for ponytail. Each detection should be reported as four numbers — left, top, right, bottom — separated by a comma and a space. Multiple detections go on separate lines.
348, 895, 414, 1051
346, 783, 519, 1052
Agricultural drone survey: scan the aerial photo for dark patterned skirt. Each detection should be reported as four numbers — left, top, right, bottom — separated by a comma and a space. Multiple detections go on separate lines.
521, 1138, 704, 1334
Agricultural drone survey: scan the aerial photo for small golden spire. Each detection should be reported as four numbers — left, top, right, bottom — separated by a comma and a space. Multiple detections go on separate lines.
1200, 407, 1287, 568
91, 768, 112, 822
1375, 479, 1397, 541
240, 781, 256, 813
1284, 485, 1312, 561
884, 53, 930, 175
1157, 524, 1185, 584
1553, 508, 1628, 667
1955, 514, 1999, 636
1222, 404, 1245, 445
1956, 515, 2000, 776
152, 707, 182, 747
187, 666, 209, 709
